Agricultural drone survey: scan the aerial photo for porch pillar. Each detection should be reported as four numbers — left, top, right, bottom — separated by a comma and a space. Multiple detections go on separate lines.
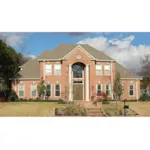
14, 79, 17, 92
111, 61, 114, 100
136, 79, 138, 101
69, 64, 72, 101
86, 64, 90, 101
43, 61, 45, 80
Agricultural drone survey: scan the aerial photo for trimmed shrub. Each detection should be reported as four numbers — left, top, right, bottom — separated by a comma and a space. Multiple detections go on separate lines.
139, 93, 150, 101
55, 103, 87, 116
102, 99, 110, 104
8, 90, 18, 102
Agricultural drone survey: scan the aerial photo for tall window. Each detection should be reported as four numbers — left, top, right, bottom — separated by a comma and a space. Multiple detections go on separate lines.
104, 64, 111, 76
55, 84, 60, 96
31, 84, 37, 97
129, 85, 134, 96
72, 63, 85, 78
46, 84, 51, 97
18, 84, 25, 97
45, 64, 52, 75
54, 64, 61, 75
96, 84, 102, 96
96, 64, 102, 76
105, 84, 111, 96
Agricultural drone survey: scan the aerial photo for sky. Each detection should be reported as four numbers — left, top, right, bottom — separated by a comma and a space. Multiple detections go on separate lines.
0, 32, 150, 73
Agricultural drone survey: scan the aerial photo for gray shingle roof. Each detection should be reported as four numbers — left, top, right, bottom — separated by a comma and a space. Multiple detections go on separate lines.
19, 44, 140, 79
38, 44, 114, 61
19, 57, 40, 79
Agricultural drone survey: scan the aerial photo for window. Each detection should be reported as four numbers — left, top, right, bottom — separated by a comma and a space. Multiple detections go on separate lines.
96, 84, 102, 96
31, 84, 37, 97
96, 64, 102, 76
72, 63, 84, 78
54, 64, 61, 75
45, 64, 52, 75
55, 84, 60, 96
18, 84, 25, 97
46, 84, 51, 97
129, 85, 134, 96
105, 84, 111, 96
104, 64, 111, 76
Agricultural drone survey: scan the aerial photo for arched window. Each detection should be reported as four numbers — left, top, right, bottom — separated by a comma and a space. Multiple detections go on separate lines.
72, 63, 85, 78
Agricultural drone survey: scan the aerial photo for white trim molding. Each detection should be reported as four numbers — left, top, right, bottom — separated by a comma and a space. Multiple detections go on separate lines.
86, 64, 90, 101
63, 45, 95, 60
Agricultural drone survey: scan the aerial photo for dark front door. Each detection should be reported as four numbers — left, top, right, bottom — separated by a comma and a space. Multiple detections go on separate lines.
73, 83, 83, 100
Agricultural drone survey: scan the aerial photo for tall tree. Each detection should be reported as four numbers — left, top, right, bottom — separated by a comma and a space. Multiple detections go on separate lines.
0, 40, 22, 98
113, 72, 123, 107
140, 54, 150, 91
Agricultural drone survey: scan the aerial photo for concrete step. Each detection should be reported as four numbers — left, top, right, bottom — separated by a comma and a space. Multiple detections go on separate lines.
86, 108, 105, 116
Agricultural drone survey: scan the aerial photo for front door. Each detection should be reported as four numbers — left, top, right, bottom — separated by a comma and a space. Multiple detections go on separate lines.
73, 81, 83, 100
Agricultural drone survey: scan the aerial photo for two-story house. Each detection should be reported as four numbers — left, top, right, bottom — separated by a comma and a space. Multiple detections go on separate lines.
11, 44, 141, 101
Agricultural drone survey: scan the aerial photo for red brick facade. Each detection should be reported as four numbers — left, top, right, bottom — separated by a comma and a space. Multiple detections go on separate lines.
12, 46, 141, 101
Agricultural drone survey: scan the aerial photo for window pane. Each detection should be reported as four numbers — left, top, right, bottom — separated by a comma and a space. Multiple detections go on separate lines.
96, 70, 102, 76
55, 64, 61, 69
130, 90, 133, 95
54, 70, 61, 75
32, 91, 36, 97
96, 65, 102, 70
19, 84, 24, 90
46, 91, 51, 96
104, 65, 110, 70
104, 70, 110, 75
56, 84, 60, 90
46, 64, 51, 69
46, 85, 51, 97
19, 91, 24, 97
55, 91, 60, 96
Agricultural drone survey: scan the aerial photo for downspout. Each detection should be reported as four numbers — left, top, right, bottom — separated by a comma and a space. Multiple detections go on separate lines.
111, 61, 113, 100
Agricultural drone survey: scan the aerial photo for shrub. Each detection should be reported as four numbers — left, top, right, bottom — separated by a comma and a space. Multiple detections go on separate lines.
56, 103, 87, 116
8, 90, 18, 101
102, 99, 110, 104
139, 93, 150, 101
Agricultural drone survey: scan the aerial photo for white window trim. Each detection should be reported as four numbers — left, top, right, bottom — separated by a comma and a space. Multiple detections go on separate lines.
45, 64, 52, 75
105, 84, 111, 96
18, 84, 25, 98
129, 84, 135, 97
54, 64, 61, 75
96, 64, 102, 76
104, 64, 111, 76
46, 84, 52, 97
54, 84, 61, 97
30, 84, 37, 97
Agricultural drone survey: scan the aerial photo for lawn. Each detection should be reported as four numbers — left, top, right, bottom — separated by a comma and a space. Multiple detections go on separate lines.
102, 102, 137, 116
0, 102, 66, 116
125, 102, 150, 116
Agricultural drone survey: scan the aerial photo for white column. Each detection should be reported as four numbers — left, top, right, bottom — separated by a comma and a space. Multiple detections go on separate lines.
69, 64, 72, 101
43, 61, 45, 80
86, 64, 90, 101
136, 79, 138, 101
111, 61, 114, 100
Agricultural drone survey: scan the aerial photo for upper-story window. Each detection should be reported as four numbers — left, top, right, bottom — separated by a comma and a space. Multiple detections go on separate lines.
72, 63, 85, 78
96, 64, 102, 76
129, 84, 134, 96
54, 64, 61, 75
104, 64, 111, 76
45, 64, 52, 75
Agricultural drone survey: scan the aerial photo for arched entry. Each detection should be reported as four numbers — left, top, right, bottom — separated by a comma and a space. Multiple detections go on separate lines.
72, 62, 85, 100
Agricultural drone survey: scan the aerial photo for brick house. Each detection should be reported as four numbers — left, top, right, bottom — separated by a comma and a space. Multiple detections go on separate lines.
11, 44, 142, 101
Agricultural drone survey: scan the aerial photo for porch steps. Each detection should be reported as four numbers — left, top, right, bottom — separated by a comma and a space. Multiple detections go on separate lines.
86, 108, 105, 116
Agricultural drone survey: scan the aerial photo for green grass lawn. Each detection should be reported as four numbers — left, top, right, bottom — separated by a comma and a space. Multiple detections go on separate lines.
0, 102, 66, 116
102, 102, 137, 116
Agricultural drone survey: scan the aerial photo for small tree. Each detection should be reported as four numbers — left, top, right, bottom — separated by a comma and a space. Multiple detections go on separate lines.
37, 77, 46, 99
113, 72, 123, 107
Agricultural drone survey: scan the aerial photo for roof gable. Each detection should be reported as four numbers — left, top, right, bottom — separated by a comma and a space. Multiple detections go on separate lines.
38, 44, 114, 61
